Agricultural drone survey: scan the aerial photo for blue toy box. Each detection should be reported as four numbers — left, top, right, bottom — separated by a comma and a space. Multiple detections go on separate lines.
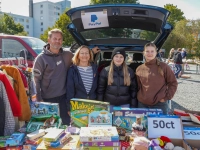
113, 107, 163, 138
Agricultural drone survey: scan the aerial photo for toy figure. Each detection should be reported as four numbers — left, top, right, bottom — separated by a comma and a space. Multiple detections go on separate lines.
90, 116, 95, 123
96, 115, 102, 123
43, 115, 55, 128
132, 116, 146, 131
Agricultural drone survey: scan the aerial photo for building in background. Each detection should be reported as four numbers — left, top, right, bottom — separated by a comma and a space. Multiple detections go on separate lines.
3, 13, 34, 36
32, 0, 71, 38
0, 0, 71, 37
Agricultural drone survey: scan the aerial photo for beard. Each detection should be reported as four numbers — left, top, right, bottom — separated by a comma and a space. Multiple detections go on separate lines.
50, 44, 62, 50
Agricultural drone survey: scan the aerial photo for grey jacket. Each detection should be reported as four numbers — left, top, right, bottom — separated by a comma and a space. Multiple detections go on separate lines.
33, 44, 73, 101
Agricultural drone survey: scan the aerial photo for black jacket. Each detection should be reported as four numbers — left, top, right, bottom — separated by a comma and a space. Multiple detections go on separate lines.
173, 52, 183, 64
66, 64, 98, 110
97, 65, 137, 107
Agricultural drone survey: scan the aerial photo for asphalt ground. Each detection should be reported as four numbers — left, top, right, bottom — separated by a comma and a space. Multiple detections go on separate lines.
171, 64, 200, 111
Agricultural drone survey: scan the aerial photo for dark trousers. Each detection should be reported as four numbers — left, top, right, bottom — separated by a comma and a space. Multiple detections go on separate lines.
138, 101, 169, 115
43, 94, 70, 125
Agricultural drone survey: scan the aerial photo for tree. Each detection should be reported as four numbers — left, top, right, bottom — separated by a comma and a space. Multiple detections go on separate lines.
40, 10, 74, 46
164, 4, 185, 27
90, 0, 139, 4
0, 14, 27, 35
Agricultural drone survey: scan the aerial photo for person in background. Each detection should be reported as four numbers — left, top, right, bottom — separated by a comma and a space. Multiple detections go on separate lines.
168, 48, 175, 61
97, 47, 138, 112
173, 48, 183, 78
33, 28, 100, 125
136, 43, 178, 114
66, 45, 98, 111
181, 48, 187, 59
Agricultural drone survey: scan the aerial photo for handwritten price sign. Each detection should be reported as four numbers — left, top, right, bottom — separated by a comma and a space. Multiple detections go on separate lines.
184, 127, 200, 140
148, 115, 183, 139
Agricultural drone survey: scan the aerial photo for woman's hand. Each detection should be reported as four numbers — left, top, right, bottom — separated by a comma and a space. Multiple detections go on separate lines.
160, 99, 165, 102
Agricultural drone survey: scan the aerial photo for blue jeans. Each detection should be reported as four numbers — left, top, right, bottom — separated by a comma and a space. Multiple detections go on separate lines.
138, 101, 169, 115
110, 104, 130, 113
174, 64, 182, 78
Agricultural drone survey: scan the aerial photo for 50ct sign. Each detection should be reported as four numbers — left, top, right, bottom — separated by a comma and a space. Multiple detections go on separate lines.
148, 115, 182, 139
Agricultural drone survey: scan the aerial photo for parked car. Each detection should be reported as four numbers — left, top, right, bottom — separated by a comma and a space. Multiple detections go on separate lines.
0, 34, 46, 67
66, 4, 173, 72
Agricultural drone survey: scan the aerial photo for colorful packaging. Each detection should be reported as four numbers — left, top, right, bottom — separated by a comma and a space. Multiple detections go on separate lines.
30, 102, 60, 117
113, 107, 163, 139
43, 129, 64, 142
5, 133, 25, 146
70, 98, 110, 127
26, 115, 62, 133
36, 135, 80, 150
80, 127, 119, 142
88, 111, 112, 127
82, 147, 120, 150
82, 141, 120, 147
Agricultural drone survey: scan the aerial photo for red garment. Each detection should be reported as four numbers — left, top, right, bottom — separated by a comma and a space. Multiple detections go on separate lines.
0, 72, 21, 117
18, 69, 28, 88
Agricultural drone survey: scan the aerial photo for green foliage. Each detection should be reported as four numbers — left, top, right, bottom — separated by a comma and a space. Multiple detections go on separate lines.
164, 4, 185, 27
140, 31, 158, 41
90, 0, 139, 4
0, 14, 27, 35
40, 10, 74, 46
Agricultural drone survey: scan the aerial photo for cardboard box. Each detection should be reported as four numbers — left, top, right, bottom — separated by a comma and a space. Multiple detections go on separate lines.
30, 102, 60, 117
147, 115, 191, 150
36, 135, 80, 150
70, 98, 110, 127
113, 107, 163, 139
183, 127, 200, 149
82, 141, 120, 147
80, 127, 119, 142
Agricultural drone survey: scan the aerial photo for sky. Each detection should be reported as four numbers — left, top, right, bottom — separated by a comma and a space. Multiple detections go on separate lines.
1, 0, 200, 20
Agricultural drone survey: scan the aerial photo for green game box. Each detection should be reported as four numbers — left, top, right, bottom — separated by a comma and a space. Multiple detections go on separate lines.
70, 98, 110, 128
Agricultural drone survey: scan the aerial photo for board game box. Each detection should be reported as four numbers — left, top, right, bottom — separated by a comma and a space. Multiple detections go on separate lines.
70, 98, 110, 127
113, 107, 163, 139
30, 102, 60, 117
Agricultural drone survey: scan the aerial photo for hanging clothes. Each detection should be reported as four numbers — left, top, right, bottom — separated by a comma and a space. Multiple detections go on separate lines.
18, 69, 28, 89
1, 66, 31, 121
0, 81, 15, 136
0, 72, 21, 117
0, 91, 5, 136
2, 69, 14, 88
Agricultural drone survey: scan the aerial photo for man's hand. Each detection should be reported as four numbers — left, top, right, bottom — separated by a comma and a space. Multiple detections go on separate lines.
68, 111, 71, 116
160, 99, 165, 102
92, 46, 101, 54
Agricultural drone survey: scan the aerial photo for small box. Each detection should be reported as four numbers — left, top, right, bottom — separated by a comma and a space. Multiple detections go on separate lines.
27, 129, 46, 140
70, 98, 110, 128
6, 146, 23, 150
80, 127, 119, 142
82, 147, 120, 150
5, 133, 25, 147
36, 135, 80, 150
82, 141, 120, 147
30, 102, 60, 117
88, 111, 112, 127
43, 129, 64, 142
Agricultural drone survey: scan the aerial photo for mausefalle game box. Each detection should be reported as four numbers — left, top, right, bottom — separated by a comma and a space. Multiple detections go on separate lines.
113, 107, 163, 139
70, 98, 110, 127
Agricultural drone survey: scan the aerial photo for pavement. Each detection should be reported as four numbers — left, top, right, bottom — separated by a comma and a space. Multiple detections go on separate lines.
171, 64, 200, 111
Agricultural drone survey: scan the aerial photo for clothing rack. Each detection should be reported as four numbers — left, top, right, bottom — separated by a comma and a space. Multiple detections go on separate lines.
0, 57, 25, 66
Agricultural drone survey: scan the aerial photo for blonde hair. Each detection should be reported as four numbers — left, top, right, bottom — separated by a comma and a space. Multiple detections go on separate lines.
72, 45, 93, 65
108, 60, 131, 86
48, 28, 63, 39
144, 43, 164, 76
